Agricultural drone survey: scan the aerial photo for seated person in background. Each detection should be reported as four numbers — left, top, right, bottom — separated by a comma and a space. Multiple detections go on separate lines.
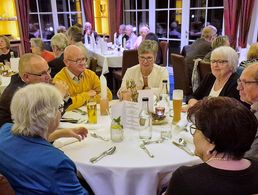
239, 42, 258, 68
165, 97, 258, 195
57, 25, 67, 34
0, 53, 87, 141
118, 40, 168, 98
84, 22, 98, 44
185, 25, 217, 81
0, 83, 88, 194
67, 25, 91, 68
188, 46, 242, 108
116, 24, 128, 46
30, 38, 55, 62
145, 32, 162, 65
48, 33, 69, 77
203, 35, 230, 62
125, 24, 138, 50
169, 21, 181, 39
54, 45, 112, 110
133, 24, 150, 49
237, 63, 258, 160
0, 35, 17, 64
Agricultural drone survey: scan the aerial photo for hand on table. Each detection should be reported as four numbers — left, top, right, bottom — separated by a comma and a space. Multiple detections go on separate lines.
48, 127, 88, 142
87, 90, 97, 97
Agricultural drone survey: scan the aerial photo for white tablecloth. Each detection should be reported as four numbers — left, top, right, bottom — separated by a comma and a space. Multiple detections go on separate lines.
86, 47, 123, 74
0, 76, 11, 94
56, 105, 200, 195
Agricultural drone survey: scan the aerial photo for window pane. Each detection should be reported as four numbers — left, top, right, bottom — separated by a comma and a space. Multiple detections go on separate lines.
70, 0, 79, 11
207, 9, 223, 34
189, 9, 205, 40
39, 14, 54, 40
137, 11, 149, 30
124, 0, 136, 10
71, 13, 82, 25
29, 15, 40, 38
38, 0, 52, 12
208, 0, 223, 7
190, 0, 206, 7
170, 0, 182, 8
137, 0, 149, 9
156, 0, 168, 9
156, 11, 168, 38
169, 40, 181, 54
56, 0, 68, 12
169, 10, 182, 39
124, 12, 136, 27
58, 13, 70, 29
29, 0, 37, 12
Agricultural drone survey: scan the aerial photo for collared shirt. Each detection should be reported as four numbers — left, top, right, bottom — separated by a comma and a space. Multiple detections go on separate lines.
65, 68, 83, 83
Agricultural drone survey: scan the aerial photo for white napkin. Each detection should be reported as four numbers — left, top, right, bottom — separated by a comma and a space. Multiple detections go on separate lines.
100, 74, 107, 99
53, 137, 79, 148
10, 57, 19, 73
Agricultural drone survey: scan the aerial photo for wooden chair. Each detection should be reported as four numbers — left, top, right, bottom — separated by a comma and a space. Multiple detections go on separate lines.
198, 61, 211, 81
159, 41, 169, 66
112, 49, 139, 92
170, 53, 192, 97
89, 57, 102, 77
0, 174, 15, 195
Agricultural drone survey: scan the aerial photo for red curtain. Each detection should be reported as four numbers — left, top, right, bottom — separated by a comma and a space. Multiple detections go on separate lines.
83, 0, 95, 29
238, 0, 254, 48
108, 0, 123, 41
223, 0, 241, 48
17, 0, 30, 53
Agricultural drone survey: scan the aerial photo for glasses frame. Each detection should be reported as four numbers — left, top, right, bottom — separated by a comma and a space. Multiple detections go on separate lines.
67, 57, 86, 65
237, 79, 258, 87
26, 67, 51, 77
138, 56, 154, 63
210, 59, 228, 65
58, 103, 64, 113
189, 124, 197, 135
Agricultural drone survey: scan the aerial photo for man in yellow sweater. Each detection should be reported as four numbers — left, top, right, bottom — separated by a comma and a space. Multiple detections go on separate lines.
54, 45, 112, 110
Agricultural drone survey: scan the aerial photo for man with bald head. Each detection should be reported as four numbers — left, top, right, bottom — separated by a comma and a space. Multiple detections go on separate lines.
237, 63, 258, 160
54, 45, 112, 111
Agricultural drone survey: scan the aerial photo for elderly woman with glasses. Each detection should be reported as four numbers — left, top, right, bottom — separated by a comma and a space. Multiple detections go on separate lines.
165, 97, 258, 194
118, 40, 169, 99
0, 83, 88, 194
188, 46, 242, 108
0, 35, 16, 64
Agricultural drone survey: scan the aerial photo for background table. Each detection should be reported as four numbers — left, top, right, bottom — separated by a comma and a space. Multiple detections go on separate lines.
56, 105, 200, 195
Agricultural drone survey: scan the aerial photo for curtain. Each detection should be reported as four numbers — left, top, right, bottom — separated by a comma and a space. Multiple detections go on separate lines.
223, 0, 241, 48
83, 0, 95, 29
108, 0, 123, 42
238, 0, 254, 48
17, 0, 30, 53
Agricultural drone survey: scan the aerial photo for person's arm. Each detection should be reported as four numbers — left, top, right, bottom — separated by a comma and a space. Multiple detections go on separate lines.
48, 127, 88, 142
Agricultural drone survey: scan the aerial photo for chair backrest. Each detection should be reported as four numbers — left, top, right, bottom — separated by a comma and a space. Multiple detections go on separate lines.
159, 41, 169, 66
0, 174, 15, 195
89, 57, 98, 72
122, 49, 139, 77
170, 53, 192, 96
198, 61, 211, 81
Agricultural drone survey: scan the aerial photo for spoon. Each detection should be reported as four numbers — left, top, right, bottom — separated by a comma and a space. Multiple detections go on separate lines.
172, 138, 194, 156
90, 132, 109, 141
142, 138, 164, 145
140, 144, 154, 158
89, 146, 116, 163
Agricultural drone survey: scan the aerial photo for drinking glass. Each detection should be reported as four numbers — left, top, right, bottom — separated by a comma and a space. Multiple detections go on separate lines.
87, 101, 97, 124
172, 89, 183, 124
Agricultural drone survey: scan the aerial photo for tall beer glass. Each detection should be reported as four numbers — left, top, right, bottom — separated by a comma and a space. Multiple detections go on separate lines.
172, 89, 183, 124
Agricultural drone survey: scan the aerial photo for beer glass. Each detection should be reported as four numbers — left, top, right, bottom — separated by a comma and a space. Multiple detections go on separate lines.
87, 97, 97, 124
172, 89, 183, 124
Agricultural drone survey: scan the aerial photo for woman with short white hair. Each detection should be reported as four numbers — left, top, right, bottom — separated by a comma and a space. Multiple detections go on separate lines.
0, 83, 88, 194
188, 46, 243, 108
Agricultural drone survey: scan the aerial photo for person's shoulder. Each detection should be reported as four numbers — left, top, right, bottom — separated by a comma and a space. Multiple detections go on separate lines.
173, 163, 208, 178
126, 64, 140, 72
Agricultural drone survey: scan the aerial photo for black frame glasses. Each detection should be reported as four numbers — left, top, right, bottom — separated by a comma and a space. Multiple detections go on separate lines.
237, 79, 258, 86
138, 56, 154, 62
58, 103, 64, 113
67, 57, 86, 64
189, 124, 197, 135
210, 59, 228, 65
27, 67, 51, 77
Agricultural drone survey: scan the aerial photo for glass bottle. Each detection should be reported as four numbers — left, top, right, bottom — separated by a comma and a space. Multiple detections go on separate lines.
139, 97, 152, 140
156, 80, 170, 115
87, 96, 97, 124
110, 117, 123, 142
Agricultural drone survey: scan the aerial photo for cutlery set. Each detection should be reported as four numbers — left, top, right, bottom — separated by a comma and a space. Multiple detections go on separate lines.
89, 146, 116, 163
172, 138, 194, 156
60, 118, 87, 123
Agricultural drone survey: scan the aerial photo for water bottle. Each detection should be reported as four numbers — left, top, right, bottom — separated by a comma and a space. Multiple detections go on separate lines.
156, 80, 170, 115
139, 97, 152, 140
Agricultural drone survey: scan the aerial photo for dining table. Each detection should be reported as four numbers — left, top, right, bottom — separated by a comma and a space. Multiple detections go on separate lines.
55, 101, 201, 195
0, 75, 11, 94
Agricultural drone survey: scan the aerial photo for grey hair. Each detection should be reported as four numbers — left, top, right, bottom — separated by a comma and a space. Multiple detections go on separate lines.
138, 40, 158, 58
51, 33, 68, 52
211, 46, 239, 72
10, 83, 63, 139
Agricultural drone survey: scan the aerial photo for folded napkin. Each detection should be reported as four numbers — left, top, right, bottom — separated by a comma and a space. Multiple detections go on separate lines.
53, 137, 79, 148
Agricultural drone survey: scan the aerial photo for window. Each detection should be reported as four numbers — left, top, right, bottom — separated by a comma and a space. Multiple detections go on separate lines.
29, 0, 85, 48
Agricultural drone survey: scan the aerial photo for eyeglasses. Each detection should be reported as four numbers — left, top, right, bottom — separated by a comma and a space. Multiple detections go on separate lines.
237, 79, 258, 87
58, 103, 64, 113
210, 59, 228, 65
139, 56, 154, 62
67, 57, 86, 64
27, 67, 51, 77
189, 124, 198, 135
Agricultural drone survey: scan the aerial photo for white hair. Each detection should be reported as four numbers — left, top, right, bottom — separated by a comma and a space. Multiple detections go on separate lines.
10, 83, 63, 139
211, 46, 239, 72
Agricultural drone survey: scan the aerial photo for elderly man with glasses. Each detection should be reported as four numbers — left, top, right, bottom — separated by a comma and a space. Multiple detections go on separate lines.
237, 63, 258, 160
53, 45, 113, 111
0, 53, 88, 142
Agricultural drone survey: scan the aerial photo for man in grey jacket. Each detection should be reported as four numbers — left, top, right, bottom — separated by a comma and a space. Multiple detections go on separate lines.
237, 63, 258, 159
